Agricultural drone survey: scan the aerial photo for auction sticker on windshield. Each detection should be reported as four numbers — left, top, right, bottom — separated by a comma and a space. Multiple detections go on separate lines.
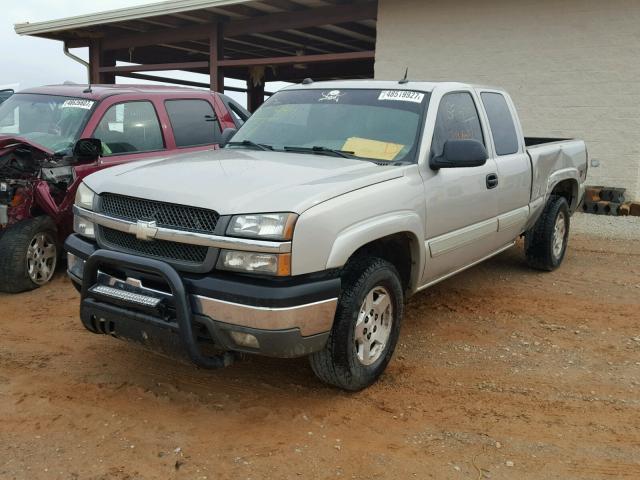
378, 90, 425, 103
62, 99, 95, 109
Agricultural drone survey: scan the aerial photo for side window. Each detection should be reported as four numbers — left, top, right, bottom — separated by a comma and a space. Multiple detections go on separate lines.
165, 99, 221, 147
481, 92, 519, 156
431, 92, 484, 157
94, 101, 163, 155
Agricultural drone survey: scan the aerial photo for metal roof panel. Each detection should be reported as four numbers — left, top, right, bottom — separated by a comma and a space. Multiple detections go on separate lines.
14, 0, 254, 36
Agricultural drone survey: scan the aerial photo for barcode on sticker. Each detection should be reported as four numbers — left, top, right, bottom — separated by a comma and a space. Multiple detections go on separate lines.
378, 90, 425, 103
62, 99, 95, 110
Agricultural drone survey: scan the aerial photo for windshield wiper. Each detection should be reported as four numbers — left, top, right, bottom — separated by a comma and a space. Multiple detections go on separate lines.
283, 146, 356, 159
227, 140, 273, 151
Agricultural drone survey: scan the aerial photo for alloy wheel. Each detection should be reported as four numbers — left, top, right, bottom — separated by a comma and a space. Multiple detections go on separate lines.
354, 286, 394, 366
26, 232, 57, 285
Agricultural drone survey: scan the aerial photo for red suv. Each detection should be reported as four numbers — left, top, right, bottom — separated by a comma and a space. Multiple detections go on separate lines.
0, 84, 249, 292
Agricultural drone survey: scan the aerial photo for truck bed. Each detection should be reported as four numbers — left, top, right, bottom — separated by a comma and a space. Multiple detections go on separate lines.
525, 138, 588, 218
524, 137, 571, 147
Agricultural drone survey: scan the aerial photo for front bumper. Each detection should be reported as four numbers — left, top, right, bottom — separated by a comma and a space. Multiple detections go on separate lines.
65, 234, 339, 362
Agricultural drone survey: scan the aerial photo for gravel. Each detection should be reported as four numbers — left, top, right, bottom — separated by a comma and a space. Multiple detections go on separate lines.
571, 212, 640, 240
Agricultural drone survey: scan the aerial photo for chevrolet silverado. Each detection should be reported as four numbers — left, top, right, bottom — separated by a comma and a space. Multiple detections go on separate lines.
65, 80, 587, 390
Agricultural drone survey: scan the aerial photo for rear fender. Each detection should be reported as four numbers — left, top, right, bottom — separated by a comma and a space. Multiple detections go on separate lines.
525, 171, 581, 232
547, 170, 582, 211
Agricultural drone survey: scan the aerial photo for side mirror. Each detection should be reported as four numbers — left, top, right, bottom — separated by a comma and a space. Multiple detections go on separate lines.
73, 138, 103, 160
220, 128, 238, 147
430, 139, 488, 170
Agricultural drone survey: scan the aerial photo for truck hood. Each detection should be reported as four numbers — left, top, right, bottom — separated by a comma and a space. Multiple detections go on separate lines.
84, 149, 406, 214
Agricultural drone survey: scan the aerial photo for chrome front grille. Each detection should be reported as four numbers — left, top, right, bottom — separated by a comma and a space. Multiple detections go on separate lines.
100, 227, 209, 264
97, 194, 218, 267
100, 193, 219, 234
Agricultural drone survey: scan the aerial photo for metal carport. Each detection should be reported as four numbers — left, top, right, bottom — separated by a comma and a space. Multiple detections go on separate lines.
15, 0, 378, 110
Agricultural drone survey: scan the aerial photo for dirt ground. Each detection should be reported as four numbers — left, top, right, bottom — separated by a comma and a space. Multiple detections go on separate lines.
1, 232, 639, 480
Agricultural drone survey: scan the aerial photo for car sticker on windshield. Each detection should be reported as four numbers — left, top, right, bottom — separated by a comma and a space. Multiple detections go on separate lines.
378, 90, 425, 103
62, 99, 95, 110
318, 90, 345, 103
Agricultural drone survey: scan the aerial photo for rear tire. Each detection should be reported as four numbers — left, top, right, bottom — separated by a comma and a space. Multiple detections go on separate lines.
525, 196, 570, 271
309, 257, 404, 391
0, 216, 58, 293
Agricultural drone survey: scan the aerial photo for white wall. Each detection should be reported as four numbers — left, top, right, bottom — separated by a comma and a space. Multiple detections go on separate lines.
375, 0, 640, 199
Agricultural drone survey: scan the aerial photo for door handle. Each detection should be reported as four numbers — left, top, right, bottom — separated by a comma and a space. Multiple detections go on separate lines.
486, 173, 499, 189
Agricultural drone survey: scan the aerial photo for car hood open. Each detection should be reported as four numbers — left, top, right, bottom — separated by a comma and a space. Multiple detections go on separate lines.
83, 148, 406, 214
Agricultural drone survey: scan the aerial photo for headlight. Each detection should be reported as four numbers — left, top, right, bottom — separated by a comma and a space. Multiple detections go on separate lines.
218, 250, 291, 276
74, 182, 96, 238
75, 182, 96, 210
227, 213, 297, 241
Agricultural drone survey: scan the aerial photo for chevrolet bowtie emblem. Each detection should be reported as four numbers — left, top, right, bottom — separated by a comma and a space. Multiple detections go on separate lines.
132, 220, 158, 241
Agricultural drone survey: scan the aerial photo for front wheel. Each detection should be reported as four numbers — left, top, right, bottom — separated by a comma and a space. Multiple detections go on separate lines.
0, 216, 58, 293
525, 195, 570, 271
309, 258, 404, 391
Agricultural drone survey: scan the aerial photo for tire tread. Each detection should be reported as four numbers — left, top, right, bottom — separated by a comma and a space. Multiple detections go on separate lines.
525, 195, 569, 271
0, 216, 57, 293
310, 257, 403, 390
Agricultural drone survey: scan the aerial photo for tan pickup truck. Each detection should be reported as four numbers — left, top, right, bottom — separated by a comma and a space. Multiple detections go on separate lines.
65, 80, 587, 390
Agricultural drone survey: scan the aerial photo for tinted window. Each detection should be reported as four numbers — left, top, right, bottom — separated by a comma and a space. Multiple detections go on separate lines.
165, 99, 221, 147
432, 92, 484, 157
94, 101, 163, 155
229, 103, 249, 126
481, 93, 519, 155
221, 95, 250, 127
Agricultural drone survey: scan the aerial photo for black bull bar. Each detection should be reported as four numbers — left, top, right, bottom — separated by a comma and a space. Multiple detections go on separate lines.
80, 249, 233, 369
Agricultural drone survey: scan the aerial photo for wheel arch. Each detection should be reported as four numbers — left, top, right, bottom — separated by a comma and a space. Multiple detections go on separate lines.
325, 211, 425, 294
548, 173, 581, 213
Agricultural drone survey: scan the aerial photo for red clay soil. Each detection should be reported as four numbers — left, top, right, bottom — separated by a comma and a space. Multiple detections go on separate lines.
1, 233, 639, 479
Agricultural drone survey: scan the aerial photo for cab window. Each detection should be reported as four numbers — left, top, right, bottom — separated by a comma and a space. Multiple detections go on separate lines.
93, 101, 164, 155
165, 99, 221, 147
431, 92, 484, 157
481, 92, 519, 155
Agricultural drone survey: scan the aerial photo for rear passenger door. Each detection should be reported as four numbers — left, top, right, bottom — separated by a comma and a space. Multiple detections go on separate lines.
164, 98, 222, 150
478, 91, 531, 244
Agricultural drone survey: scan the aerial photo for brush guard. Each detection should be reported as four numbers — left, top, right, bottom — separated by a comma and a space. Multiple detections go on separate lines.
80, 249, 233, 369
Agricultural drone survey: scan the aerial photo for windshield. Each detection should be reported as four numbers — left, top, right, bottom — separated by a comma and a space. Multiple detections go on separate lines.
0, 93, 95, 154
230, 88, 430, 163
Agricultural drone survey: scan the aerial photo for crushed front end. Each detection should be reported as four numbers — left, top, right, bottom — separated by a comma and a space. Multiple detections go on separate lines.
0, 138, 75, 235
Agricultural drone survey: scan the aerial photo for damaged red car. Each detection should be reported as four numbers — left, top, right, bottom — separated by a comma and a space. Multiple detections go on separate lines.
0, 84, 249, 292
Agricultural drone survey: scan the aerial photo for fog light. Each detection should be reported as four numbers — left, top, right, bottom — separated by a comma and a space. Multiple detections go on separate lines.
218, 250, 291, 276
229, 331, 260, 349
74, 216, 95, 238
67, 252, 85, 279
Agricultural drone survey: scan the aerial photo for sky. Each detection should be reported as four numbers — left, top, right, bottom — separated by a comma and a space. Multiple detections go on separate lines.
0, 0, 286, 105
